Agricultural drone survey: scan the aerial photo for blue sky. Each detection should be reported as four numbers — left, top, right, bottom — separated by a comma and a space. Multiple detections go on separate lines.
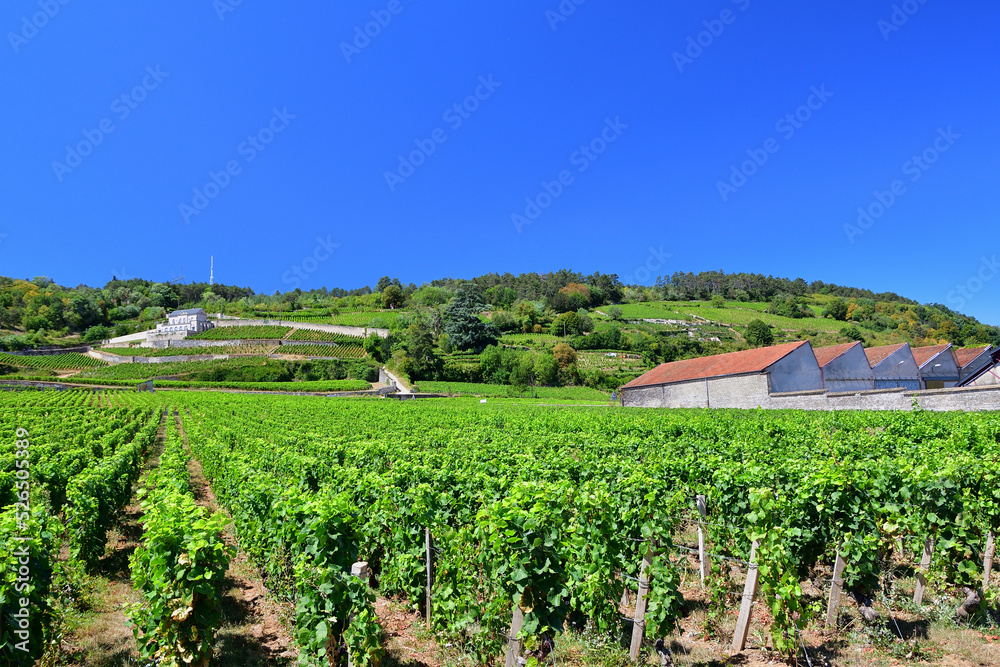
2, 1, 998, 324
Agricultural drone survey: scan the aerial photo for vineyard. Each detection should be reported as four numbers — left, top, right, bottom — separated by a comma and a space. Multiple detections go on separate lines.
188, 325, 293, 340
103, 344, 281, 357
277, 343, 367, 359
615, 302, 848, 333
499, 333, 564, 346
3, 391, 1000, 666
576, 351, 647, 373
411, 381, 612, 401
286, 329, 368, 343
75, 357, 277, 381
0, 352, 106, 370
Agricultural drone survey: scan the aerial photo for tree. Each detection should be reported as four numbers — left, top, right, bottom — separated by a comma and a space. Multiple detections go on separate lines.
382, 285, 404, 309
821, 298, 849, 321
402, 320, 437, 378
550, 311, 584, 338
376, 276, 401, 293
552, 342, 577, 368
534, 354, 560, 386
83, 325, 111, 342
444, 290, 499, 351
711, 295, 726, 308
841, 326, 865, 343
745, 319, 774, 347
363, 333, 390, 362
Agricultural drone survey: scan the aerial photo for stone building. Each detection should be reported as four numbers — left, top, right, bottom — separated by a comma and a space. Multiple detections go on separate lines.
814, 342, 875, 392
912, 343, 960, 389
955, 346, 996, 384
620, 341, 822, 408
959, 347, 1000, 387
865, 343, 921, 390
155, 308, 213, 334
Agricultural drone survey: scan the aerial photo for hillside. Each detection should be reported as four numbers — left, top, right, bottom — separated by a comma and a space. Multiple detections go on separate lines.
1, 271, 997, 393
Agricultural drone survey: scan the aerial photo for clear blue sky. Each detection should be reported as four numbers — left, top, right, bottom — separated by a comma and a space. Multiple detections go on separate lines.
2, 1, 998, 324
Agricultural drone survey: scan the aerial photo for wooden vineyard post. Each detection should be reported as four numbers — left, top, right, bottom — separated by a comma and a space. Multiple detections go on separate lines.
696, 495, 709, 584
348, 561, 369, 667
504, 604, 524, 667
825, 547, 847, 629
913, 537, 934, 605
984, 531, 996, 590
629, 543, 655, 662
425, 527, 433, 630
732, 540, 760, 652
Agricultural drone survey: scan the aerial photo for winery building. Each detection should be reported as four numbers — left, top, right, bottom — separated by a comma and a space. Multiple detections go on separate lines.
959, 347, 1000, 387
814, 342, 875, 392
912, 344, 960, 389
620, 341, 822, 408
956, 346, 996, 384
865, 343, 921, 390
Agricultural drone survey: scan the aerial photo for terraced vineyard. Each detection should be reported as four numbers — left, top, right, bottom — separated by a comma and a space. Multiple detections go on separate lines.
616, 301, 847, 332
0, 352, 106, 370
498, 332, 563, 346
286, 329, 368, 344
76, 357, 273, 380
102, 344, 280, 357
576, 350, 647, 372
277, 343, 366, 358
188, 325, 292, 340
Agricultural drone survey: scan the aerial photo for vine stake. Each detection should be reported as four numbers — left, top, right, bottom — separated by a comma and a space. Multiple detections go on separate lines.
732, 540, 760, 652
348, 561, 369, 667
983, 531, 995, 590
504, 604, 524, 667
696, 495, 709, 585
629, 542, 655, 661
425, 527, 432, 630
825, 547, 847, 630
913, 537, 934, 605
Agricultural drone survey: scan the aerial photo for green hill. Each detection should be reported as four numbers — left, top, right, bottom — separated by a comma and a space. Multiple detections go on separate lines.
1, 271, 996, 393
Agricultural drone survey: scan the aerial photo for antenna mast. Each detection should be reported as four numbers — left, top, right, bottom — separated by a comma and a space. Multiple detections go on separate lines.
210, 256, 214, 286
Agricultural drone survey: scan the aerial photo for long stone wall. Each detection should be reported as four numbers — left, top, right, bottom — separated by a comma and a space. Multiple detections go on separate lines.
622, 374, 1000, 412
88, 349, 228, 365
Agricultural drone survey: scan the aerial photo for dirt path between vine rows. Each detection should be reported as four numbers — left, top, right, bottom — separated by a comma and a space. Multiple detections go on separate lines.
174, 412, 298, 666
56, 410, 168, 666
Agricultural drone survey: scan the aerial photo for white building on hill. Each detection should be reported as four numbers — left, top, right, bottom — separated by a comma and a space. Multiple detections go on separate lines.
155, 308, 213, 334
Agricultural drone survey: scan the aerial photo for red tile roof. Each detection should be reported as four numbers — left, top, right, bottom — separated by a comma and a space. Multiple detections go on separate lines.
864, 343, 907, 368
911, 343, 952, 368
954, 345, 991, 369
622, 341, 811, 388
813, 342, 862, 368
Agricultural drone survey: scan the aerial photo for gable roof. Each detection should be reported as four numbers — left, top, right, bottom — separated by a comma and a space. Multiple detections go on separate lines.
813, 342, 862, 368
960, 348, 1000, 386
623, 341, 810, 389
865, 343, 908, 368
912, 343, 953, 368
167, 308, 207, 317
954, 345, 992, 369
